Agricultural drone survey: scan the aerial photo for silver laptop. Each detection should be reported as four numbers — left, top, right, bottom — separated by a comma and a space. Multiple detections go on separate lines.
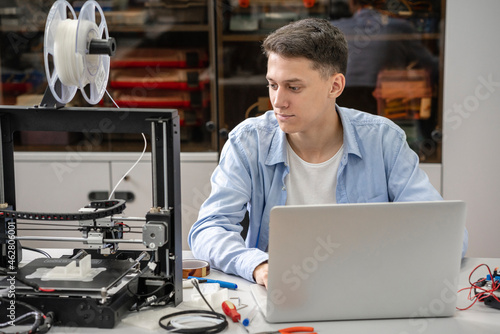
251, 201, 466, 323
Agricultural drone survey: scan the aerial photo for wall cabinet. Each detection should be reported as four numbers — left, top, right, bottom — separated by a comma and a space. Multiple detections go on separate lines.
14, 152, 217, 250
215, 0, 445, 163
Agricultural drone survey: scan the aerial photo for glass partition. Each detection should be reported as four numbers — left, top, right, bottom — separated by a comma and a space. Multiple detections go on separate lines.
216, 0, 444, 162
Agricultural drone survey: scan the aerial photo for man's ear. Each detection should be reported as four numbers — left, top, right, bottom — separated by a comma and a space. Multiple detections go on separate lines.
329, 73, 345, 99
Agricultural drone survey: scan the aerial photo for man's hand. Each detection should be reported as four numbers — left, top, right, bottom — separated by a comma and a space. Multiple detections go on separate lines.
253, 261, 268, 288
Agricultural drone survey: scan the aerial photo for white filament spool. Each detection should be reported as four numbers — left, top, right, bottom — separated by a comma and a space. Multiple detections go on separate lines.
44, 0, 111, 105
54, 20, 98, 87
76, 0, 111, 105
43, 0, 77, 104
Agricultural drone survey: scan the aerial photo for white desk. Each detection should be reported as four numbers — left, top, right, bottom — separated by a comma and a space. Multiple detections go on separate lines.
19, 251, 500, 333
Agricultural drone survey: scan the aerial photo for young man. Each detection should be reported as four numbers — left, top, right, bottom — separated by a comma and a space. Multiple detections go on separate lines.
188, 18, 467, 288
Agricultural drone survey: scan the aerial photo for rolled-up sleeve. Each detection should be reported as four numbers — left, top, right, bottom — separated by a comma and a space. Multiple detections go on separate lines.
188, 134, 269, 282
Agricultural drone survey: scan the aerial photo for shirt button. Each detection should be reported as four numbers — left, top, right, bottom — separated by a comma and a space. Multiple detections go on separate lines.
282, 186, 286, 191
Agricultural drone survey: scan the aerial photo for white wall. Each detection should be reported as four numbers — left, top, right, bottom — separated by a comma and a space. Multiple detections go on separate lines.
442, 0, 500, 257
421, 163, 442, 195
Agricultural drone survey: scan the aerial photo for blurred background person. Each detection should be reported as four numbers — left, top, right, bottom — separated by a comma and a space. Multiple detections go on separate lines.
332, 0, 438, 114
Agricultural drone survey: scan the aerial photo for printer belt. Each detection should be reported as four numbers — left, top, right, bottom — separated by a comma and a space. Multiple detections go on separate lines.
0, 199, 126, 221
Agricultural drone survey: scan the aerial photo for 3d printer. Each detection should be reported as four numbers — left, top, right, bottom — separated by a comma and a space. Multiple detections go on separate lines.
0, 106, 183, 329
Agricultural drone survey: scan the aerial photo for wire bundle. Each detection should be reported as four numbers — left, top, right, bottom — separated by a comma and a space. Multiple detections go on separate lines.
0, 297, 54, 333
457, 264, 500, 310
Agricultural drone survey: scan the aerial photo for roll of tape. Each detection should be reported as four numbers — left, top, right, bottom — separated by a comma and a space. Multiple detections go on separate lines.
182, 259, 210, 279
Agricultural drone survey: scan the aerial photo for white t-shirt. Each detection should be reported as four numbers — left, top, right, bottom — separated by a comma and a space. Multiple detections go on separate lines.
285, 142, 344, 205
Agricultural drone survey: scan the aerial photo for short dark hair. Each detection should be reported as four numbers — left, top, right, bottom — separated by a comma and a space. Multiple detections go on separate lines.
262, 18, 348, 78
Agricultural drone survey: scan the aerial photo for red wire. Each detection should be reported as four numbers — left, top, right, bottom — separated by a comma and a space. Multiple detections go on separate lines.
114, 222, 131, 232
457, 264, 499, 311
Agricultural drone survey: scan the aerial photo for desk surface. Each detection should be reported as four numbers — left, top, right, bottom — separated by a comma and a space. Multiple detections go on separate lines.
18, 250, 500, 334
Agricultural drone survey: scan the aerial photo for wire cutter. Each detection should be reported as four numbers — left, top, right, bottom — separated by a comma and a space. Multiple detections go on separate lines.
255, 326, 317, 334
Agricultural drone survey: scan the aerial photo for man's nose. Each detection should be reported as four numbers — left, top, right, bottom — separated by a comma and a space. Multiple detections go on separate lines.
272, 87, 287, 109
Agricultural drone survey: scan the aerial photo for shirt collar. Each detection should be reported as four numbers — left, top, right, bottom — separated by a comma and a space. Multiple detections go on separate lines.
266, 118, 287, 166
336, 105, 362, 159
264, 106, 363, 166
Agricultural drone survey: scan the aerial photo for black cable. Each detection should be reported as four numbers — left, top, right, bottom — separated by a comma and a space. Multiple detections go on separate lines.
17, 228, 78, 231
147, 293, 173, 307
132, 281, 174, 299
38, 311, 55, 333
159, 310, 227, 334
16, 222, 78, 227
134, 290, 174, 311
127, 275, 176, 310
0, 297, 53, 334
114, 222, 132, 232
0, 267, 41, 291
0, 311, 38, 328
110, 230, 118, 253
22, 246, 52, 258
124, 252, 169, 311
123, 258, 227, 332
191, 279, 215, 312
157, 279, 228, 333
0, 199, 126, 221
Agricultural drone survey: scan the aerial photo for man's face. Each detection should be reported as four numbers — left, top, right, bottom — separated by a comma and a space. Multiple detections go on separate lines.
266, 53, 340, 136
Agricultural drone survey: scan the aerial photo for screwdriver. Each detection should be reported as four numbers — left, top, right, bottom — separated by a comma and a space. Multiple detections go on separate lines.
222, 300, 250, 332
222, 300, 241, 322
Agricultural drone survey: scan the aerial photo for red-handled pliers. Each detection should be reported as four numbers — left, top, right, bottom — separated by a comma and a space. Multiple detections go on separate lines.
255, 326, 317, 334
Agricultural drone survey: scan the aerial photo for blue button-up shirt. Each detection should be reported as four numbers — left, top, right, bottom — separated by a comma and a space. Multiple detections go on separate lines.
188, 107, 468, 282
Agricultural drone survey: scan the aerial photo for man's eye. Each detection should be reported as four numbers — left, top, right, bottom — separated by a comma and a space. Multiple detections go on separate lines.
289, 86, 300, 91
267, 84, 278, 90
